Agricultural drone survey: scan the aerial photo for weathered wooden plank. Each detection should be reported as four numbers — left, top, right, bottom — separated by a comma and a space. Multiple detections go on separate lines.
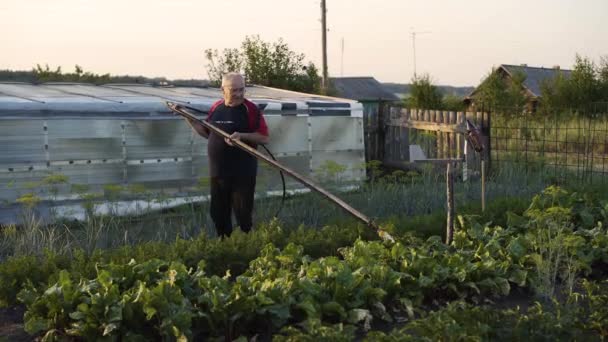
456, 112, 464, 158
465, 111, 478, 173
393, 125, 399, 161
465, 111, 475, 124
381, 158, 462, 175
446, 162, 455, 244
435, 111, 443, 159
442, 111, 450, 158
414, 158, 464, 164
400, 109, 410, 161
449, 111, 456, 158
387, 119, 466, 134
392, 108, 400, 161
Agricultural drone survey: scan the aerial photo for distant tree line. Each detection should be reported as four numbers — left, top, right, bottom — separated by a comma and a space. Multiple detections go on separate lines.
0, 36, 325, 94
0, 64, 209, 87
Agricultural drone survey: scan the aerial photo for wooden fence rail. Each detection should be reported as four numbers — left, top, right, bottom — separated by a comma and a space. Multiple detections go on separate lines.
364, 106, 490, 175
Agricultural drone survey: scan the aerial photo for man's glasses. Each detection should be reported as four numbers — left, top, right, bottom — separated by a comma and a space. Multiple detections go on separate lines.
224, 87, 245, 92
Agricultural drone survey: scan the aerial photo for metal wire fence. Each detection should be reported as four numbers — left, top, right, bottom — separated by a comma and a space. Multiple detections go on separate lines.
490, 104, 608, 184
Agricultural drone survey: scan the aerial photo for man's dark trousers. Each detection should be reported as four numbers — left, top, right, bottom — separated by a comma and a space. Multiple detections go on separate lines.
209, 175, 256, 237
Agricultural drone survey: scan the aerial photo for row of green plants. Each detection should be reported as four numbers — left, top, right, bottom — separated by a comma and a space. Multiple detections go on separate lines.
0, 169, 553, 311
1, 160, 558, 263
0, 221, 377, 308
333, 283, 608, 342
0, 189, 538, 312
3, 186, 607, 340
279, 283, 608, 342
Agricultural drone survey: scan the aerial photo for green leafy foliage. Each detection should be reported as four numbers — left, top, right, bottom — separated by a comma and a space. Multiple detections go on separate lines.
540, 54, 608, 112
368, 279, 608, 341
474, 68, 527, 112
580, 279, 608, 338
3, 186, 608, 340
406, 74, 443, 109
204, 35, 321, 94
365, 300, 589, 341
0, 220, 374, 308
274, 319, 356, 341
0, 252, 70, 307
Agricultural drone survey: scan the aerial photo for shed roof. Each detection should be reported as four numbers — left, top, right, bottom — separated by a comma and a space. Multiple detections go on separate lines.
330, 77, 400, 102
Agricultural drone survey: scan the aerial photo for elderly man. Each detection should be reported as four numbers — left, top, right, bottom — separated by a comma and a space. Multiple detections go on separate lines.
184, 72, 270, 237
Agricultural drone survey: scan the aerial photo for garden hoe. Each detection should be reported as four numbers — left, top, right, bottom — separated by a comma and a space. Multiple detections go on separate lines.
166, 101, 395, 243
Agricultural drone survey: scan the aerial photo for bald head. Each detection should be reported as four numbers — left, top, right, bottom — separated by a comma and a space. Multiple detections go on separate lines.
221, 73, 246, 106
221, 72, 244, 87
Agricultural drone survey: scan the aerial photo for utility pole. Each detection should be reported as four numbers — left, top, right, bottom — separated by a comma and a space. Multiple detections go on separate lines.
340, 37, 344, 77
321, 0, 329, 93
411, 28, 431, 79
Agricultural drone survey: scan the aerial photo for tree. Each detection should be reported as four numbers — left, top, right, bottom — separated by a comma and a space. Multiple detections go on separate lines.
301, 62, 322, 94
203, 48, 243, 87
442, 94, 466, 111
599, 56, 608, 102
475, 68, 527, 111
2, 65, 176, 86
33, 64, 63, 82
540, 54, 608, 111
540, 71, 571, 111
204, 35, 322, 94
403, 74, 467, 111
568, 55, 599, 106
31, 64, 113, 84
407, 73, 443, 109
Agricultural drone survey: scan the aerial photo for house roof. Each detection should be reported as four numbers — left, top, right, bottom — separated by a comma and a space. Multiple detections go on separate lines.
467, 64, 573, 100
500, 64, 572, 97
330, 77, 400, 102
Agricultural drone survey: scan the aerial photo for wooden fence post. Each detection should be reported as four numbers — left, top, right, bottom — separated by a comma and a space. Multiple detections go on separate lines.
449, 111, 456, 159
384, 105, 389, 163
443, 110, 450, 158
436, 110, 444, 159
446, 161, 455, 244
481, 158, 486, 212
464, 111, 476, 177
457, 111, 465, 180
400, 108, 410, 162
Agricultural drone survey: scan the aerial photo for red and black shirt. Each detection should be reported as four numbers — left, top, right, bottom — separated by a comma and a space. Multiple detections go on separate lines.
206, 99, 269, 177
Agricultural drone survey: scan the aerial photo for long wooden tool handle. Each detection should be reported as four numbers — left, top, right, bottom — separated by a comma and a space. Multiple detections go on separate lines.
166, 101, 393, 241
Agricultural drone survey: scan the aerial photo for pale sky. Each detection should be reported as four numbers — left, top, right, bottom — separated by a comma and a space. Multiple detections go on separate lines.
1, 0, 606, 86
